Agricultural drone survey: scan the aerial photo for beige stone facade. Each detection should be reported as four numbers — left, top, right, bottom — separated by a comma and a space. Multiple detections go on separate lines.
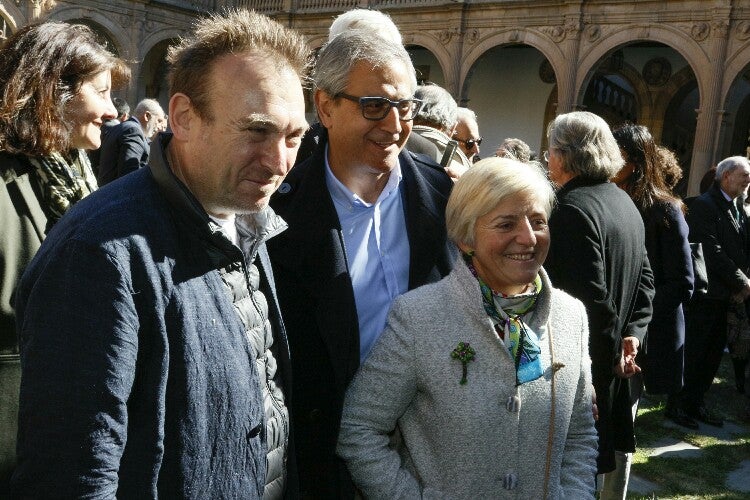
4, 0, 750, 194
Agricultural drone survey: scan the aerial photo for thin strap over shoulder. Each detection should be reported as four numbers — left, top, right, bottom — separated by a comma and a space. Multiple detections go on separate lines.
440, 140, 458, 168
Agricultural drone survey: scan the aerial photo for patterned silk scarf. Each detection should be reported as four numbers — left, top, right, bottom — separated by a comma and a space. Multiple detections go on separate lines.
26, 149, 98, 229
465, 256, 545, 385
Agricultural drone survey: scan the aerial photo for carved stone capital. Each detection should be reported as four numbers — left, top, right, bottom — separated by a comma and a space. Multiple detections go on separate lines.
711, 19, 729, 38
564, 17, 582, 40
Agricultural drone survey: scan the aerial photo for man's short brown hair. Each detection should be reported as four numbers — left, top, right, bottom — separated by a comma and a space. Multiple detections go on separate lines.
167, 9, 310, 121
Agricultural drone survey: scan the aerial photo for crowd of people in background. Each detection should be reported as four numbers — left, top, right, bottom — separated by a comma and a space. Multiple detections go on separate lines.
1, 6, 749, 500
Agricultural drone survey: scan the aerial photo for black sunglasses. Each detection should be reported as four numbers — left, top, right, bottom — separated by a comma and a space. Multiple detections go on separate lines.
336, 92, 424, 121
454, 136, 483, 149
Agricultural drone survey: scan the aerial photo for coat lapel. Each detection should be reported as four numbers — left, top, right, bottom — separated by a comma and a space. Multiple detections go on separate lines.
272, 152, 361, 389
400, 152, 447, 289
5, 160, 47, 241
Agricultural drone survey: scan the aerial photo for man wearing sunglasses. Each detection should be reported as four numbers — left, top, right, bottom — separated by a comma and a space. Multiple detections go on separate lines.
454, 106, 482, 163
268, 30, 456, 499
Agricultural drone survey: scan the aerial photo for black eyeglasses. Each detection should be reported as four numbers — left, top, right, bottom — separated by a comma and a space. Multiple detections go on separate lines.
454, 136, 482, 149
335, 92, 423, 121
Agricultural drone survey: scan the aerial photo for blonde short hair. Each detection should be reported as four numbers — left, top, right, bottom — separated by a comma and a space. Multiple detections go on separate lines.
446, 157, 555, 246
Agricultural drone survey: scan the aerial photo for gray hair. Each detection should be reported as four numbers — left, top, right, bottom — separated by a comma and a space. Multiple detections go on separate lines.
456, 107, 477, 123
446, 157, 555, 247
314, 30, 416, 97
546, 111, 623, 182
134, 98, 163, 118
414, 84, 457, 133
496, 137, 532, 163
716, 156, 750, 180
328, 9, 402, 44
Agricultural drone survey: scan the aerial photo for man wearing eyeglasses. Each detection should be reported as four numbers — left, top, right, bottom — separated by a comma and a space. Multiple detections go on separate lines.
267, 30, 456, 499
454, 107, 482, 163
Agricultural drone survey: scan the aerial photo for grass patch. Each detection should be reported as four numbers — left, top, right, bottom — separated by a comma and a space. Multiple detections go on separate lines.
627, 353, 750, 499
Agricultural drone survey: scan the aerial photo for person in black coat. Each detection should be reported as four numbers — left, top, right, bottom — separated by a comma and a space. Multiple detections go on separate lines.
544, 112, 654, 500
677, 156, 750, 427
268, 31, 456, 499
612, 124, 695, 428
97, 99, 166, 186
96, 116, 149, 185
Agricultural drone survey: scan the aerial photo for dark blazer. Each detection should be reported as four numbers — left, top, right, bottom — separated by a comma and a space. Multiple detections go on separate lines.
89, 118, 120, 176
545, 176, 654, 473
641, 200, 694, 394
97, 116, 149, 186
267, 145, 456, 498
687, 183, 750, 301
0, 152, 46, 491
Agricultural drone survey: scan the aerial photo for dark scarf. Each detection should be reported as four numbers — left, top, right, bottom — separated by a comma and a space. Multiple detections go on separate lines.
26, 149, 97, 229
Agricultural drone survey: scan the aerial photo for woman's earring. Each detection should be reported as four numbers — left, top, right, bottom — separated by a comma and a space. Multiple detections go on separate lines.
465, 249, 475, 257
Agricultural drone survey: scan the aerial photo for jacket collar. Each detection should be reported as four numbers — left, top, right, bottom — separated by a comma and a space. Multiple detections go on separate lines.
708, 182, 737, 207
555, 174, 607, 196
148, 132, 286, 258
450, 255, 553, 334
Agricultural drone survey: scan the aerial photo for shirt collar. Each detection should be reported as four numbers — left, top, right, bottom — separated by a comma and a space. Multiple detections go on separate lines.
720, 187, 735, 203
323, 143, 403, 209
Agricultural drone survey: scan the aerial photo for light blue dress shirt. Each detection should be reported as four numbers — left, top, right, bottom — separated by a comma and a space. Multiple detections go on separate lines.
324, 148, 410, 361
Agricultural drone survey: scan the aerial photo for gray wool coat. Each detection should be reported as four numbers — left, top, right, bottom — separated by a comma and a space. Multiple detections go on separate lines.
337, 260, 597, 499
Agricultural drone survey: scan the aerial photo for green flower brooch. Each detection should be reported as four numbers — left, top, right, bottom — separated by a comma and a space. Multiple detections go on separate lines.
450, 342, 476, 385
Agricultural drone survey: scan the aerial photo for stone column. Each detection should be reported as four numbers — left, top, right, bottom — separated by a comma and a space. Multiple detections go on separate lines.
688, 17, 729, 196
438, 27, 462, 98
555, 14, 583, 114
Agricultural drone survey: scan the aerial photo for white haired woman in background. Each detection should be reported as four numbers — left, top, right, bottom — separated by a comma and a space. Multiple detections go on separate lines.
337, 158, 597, 499
544, 111, 654, 499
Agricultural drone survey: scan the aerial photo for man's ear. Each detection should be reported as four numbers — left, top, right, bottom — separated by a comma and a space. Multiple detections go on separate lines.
169, 93, 195, 140
315, 89, 335, 129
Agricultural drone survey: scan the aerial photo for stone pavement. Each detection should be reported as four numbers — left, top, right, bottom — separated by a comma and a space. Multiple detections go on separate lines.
628, 417, 750, 496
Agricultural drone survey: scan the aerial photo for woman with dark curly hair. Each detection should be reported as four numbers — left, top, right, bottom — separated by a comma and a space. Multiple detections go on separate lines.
0, 21, 128, 490
612, 124, 695, 429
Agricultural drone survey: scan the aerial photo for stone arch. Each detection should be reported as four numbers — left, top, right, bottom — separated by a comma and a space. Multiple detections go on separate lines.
405, 44, 444, 86
306, 35, 327, 51
0, 2, 24, 38
139, 28, 183, 62
47, 7, 128, 58
617, 63, 651, 123
460, 28, 566, 100
139, 37, 178, 106
721, 38, 750, 107
575, 24, 709, 108
402, 31, 452, 91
